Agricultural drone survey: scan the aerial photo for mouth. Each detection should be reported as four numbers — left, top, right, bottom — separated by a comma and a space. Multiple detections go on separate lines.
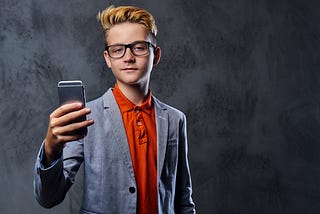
122, 68, 138, 72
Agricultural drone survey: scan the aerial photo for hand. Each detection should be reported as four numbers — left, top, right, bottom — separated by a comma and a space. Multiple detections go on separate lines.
44, 102, 94, 164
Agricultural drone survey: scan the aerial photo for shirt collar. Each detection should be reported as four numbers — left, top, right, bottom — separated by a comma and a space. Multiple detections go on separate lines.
113, 84, 153, 115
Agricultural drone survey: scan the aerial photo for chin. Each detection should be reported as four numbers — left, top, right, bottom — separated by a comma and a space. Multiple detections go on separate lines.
117, 74, 150, 86
119, 79, 141, 86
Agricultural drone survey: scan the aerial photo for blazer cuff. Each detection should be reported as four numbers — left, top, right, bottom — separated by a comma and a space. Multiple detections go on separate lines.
36, 141, 63, 173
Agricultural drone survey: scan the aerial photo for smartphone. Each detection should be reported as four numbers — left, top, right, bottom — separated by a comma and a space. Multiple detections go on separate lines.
58, 80, 87, 136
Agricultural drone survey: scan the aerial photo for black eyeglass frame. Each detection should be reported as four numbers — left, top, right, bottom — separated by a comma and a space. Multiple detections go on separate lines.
105, 41, 156, 59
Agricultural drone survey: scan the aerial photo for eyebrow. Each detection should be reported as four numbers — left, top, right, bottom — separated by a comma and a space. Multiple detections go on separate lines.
106, 40, 148, 46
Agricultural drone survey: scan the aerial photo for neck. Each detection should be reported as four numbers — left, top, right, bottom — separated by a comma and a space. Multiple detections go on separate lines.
117, 81, 149, 105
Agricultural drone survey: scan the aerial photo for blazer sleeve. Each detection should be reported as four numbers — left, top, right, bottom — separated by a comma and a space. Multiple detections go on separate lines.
175, 113, 196, 213
34, 139, 84, 208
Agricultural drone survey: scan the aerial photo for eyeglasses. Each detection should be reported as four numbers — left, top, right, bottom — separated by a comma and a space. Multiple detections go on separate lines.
105, 41, 156, 59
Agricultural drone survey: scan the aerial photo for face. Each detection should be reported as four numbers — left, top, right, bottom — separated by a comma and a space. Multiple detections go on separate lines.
104, 22, 161, 88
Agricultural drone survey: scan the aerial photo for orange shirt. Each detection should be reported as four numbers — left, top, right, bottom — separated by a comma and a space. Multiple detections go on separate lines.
113, 84, 158, 214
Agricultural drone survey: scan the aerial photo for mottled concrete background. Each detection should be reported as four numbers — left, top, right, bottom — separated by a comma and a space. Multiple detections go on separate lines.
1, 0, 320, 213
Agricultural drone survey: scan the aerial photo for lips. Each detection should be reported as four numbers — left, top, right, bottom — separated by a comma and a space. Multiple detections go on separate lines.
122, 68, 138, 72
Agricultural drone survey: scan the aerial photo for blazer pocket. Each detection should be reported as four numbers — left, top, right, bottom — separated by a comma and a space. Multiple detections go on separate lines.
79, 209, 101, 214
163, 139, 178, 178
167, 138, 178, 146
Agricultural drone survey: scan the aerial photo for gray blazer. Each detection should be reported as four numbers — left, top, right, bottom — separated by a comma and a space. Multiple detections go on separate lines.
34, 88, 195, 214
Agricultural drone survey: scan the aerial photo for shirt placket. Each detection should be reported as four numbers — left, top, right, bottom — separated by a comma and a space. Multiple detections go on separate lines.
134, 106, 148, 145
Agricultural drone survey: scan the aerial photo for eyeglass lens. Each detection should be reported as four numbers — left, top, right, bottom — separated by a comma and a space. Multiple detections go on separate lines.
107, 42, 150, 58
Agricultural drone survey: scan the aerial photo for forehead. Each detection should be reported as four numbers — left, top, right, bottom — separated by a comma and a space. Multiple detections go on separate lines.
106, 22, 150, 44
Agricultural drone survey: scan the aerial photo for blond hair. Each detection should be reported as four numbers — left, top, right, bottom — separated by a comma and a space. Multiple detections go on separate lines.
97, 5, 158, 44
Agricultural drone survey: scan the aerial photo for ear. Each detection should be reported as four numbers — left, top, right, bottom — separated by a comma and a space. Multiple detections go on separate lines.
104, 51, 112, 68
153, 47, 161, 65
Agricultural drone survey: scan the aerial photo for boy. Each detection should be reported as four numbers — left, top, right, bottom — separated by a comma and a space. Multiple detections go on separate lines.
34, 5, 195, 214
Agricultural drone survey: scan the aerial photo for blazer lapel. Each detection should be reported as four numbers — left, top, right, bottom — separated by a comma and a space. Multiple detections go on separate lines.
102, 89, 135, 180
100, 90, 169, 182
153, 97, 168, 182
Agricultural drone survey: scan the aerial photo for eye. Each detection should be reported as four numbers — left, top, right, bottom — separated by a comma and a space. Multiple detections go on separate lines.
110, 46, 124, 54
133, 43, 148, 52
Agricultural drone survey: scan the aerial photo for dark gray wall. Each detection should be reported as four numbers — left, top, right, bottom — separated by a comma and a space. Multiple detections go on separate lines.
1, 0, 320, 213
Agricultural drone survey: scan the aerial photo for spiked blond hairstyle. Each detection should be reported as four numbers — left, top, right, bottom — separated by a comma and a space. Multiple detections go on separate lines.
97, 5, 158, 44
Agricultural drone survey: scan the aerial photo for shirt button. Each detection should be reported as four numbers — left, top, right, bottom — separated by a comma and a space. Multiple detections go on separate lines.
134, 107, 141, 113
129, 187, 136, 193
137, 121, 142, 126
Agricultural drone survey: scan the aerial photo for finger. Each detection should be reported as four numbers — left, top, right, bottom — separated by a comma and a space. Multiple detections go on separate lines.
60, 108, 92, 126
51, 102, 84, 118
58, 134, 86, 143
48, 134, 85, 148
53, 118, 94, 136
51, 107, 91, 127
63, 119, 94, 134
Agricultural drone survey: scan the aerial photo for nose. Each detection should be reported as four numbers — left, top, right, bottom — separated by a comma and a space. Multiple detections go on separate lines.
123, 46, 135, 62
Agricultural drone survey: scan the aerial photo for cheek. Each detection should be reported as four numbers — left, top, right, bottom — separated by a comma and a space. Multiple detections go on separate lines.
141, 53, 154, 67
104, 52, 112, 68
138, 59, 152, 72
146, 56, 155, 69
107, 60, 121, 71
